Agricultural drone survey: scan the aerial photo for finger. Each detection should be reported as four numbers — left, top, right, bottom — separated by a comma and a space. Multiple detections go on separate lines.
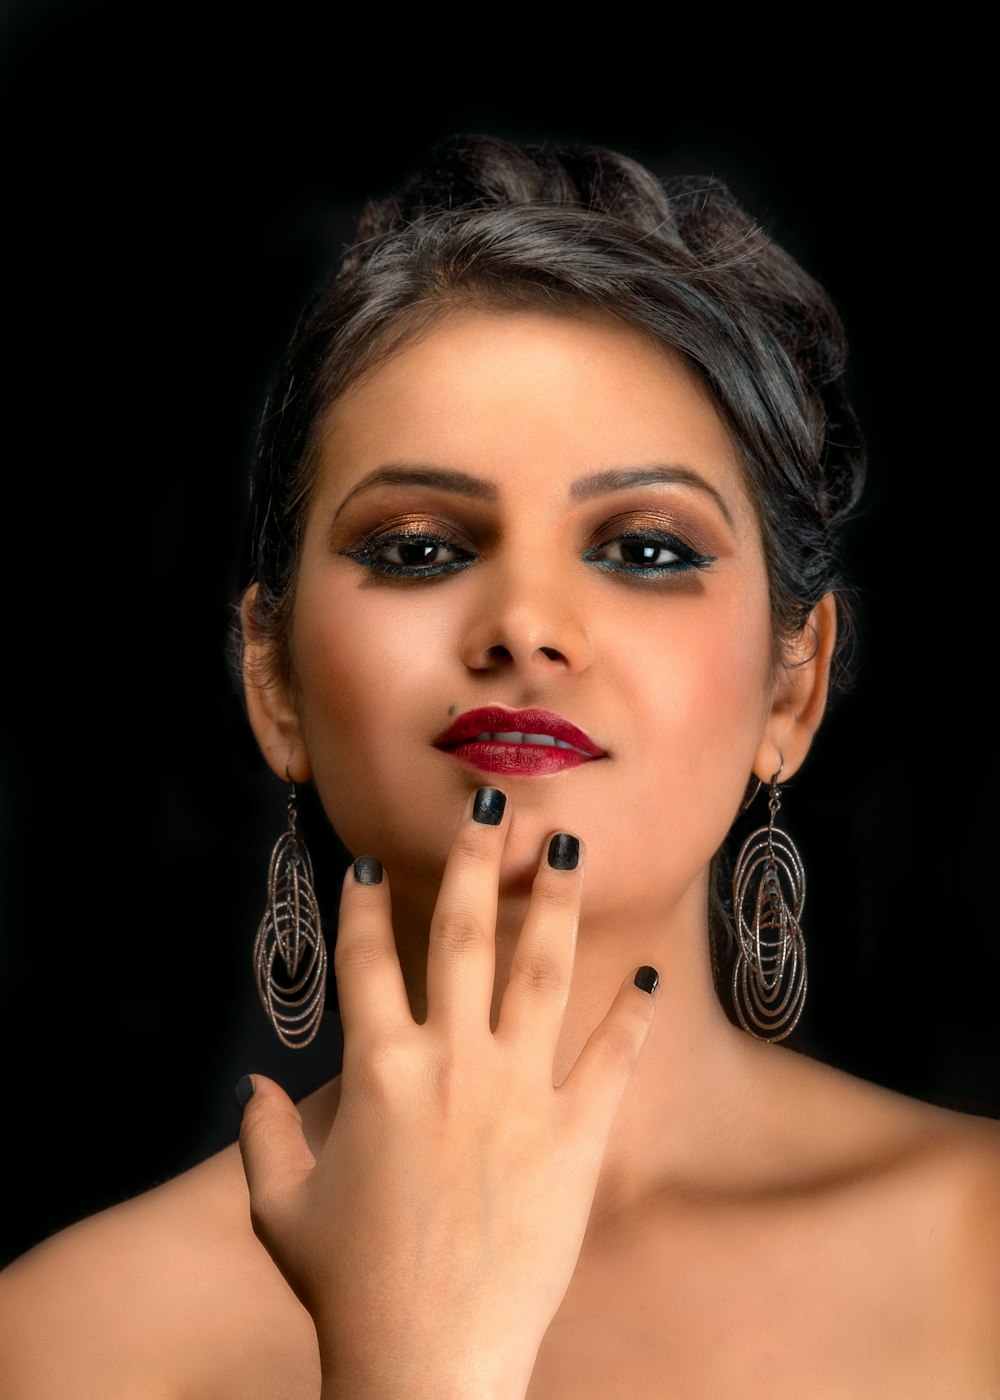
236, 1074, 316, 1252
495, 832, 585, 1066
424, 785, 509, 1034
334, 857, 413, 1040
557, 966, 659, 1141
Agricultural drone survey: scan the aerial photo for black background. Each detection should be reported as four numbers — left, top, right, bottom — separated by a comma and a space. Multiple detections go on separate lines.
2, 2, 997, 1268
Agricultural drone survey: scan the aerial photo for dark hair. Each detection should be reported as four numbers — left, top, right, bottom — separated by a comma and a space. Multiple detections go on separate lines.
242, 133, 864, 691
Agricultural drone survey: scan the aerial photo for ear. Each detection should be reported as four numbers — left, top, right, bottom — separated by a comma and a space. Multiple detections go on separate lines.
240, 586, 313, 784
752, 593, 837, 785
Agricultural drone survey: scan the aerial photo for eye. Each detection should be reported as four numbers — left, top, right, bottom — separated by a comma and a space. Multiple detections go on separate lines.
583, 530, 714, 575
341, 529, 476, 579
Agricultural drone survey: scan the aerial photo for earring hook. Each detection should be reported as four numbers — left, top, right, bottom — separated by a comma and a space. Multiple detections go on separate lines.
740, 757, 785, 815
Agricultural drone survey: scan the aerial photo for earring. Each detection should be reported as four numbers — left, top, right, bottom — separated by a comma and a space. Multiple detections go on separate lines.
731, 768, 807, 1042
253, 779, 328, 1049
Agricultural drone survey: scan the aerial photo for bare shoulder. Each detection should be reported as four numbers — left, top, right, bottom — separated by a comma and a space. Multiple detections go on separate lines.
768, 1044, 1000, 1339
904, 1092, 1000, 1302
772, 1040, 1000, 1206
0, 1100, 327, 1400
862, 1069, 1000, 1369
715, 1043, 999, 1392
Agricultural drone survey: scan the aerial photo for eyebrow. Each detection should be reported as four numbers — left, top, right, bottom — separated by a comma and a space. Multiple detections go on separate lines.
570, 466, 735, 530
333, 467, 496, 522
332, 463, 736, 531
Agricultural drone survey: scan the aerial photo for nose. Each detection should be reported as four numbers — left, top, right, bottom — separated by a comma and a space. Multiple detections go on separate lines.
458, 563, 593, 676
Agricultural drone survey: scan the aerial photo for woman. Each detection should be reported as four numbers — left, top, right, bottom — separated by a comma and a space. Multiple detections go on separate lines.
2, 134, 997, 1397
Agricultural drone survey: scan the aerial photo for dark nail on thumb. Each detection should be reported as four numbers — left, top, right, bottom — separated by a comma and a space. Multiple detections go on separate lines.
235, 1075, 255, 1111
634, 966, 659, 995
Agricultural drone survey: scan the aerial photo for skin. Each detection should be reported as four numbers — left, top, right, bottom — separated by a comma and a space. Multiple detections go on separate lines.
1, 307, 998, 1399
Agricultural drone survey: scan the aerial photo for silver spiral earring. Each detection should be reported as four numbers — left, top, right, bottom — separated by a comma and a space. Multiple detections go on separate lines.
253, 780, 327, 1049
731, 768, 807, 1042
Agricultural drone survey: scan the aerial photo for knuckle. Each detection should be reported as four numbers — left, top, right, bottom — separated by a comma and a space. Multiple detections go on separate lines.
510, 951, 565, 994
451, 826, 497, 865
354, 1030, 418, 1099
335, 932, 388, 974
592, 1022, 639, 1073
432, 909, 485, 953
533, 876, 579, 912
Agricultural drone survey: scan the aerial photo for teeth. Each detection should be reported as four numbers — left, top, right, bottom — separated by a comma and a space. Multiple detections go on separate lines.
470, 731, 578, 751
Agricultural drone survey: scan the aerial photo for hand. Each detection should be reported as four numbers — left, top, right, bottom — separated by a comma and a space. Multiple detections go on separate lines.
237, 786, 659, 1400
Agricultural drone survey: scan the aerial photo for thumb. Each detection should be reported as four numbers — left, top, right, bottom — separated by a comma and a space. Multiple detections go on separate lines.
236, 1074, 316, 1249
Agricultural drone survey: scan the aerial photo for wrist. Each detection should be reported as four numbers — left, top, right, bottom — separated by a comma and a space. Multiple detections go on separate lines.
320, 1352, 533, 1400
322, 1379, 528, 1400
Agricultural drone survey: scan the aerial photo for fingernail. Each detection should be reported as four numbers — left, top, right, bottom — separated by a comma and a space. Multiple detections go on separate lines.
472, 787, 506, 825
547, 833, 579, 870
235, 1074, 255, 1111
353, 856, 383, 885
634, 966, 659, 995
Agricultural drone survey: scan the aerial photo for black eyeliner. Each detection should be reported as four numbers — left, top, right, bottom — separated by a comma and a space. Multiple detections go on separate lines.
583, 529, 715, 576
341, 527, 476, 578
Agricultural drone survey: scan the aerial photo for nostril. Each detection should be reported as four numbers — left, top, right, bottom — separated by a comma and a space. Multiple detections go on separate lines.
470, 641, 576, 669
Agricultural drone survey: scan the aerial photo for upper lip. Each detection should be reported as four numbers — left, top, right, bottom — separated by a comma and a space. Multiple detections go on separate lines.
433, 707, 607, 757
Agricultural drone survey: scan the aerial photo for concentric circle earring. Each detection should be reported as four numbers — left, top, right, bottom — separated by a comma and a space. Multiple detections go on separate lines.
731, 766, 807, 1042
253, 778, 328, 1049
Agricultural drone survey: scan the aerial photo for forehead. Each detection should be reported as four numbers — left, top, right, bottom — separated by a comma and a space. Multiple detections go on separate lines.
314, 306, 755, 525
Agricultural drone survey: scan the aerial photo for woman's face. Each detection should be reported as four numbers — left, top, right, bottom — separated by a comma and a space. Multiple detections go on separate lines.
263, 307, 792, 928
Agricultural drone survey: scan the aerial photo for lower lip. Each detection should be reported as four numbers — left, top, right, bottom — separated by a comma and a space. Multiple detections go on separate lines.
438, 742, 597, 776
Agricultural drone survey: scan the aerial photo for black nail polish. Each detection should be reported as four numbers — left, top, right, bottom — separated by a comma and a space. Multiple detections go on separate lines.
472, 787, 506, 825
235, 1075, 255, 1110
634, 966, 659, 995
548, 833, 580, 870
353, 856, 383, 885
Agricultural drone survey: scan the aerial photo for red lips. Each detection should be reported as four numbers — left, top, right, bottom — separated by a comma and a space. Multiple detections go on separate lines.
434, 707, 606, 777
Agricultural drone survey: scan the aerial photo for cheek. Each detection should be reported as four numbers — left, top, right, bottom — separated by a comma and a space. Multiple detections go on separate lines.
601, 584, 773, 865
293, 582, 464, 728
288, 579, 454, 856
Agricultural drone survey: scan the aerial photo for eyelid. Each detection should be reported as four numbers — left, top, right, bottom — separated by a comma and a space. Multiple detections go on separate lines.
347, 513, 476, 551
339, 518, 478, 578
583, 508, 716, 557
581, 511, 717, 576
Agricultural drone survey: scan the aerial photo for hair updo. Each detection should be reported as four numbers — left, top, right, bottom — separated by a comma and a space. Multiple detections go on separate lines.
242, 133, 864, 690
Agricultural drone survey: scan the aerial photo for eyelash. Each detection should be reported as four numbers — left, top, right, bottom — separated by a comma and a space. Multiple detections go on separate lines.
342, 529, 475, 579
583, 532, 715, 576
341, 527, 715, 580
